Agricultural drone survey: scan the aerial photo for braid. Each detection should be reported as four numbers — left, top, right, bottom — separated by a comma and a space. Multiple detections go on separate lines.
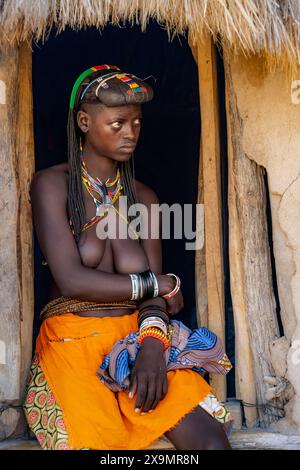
120, 158, 138, 221
67, 109, 85, 243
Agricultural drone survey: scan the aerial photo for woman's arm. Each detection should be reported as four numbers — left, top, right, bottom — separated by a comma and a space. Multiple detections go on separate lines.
129, 182, 184, 413
135, 181, 165, 312
136, 181, 184, 315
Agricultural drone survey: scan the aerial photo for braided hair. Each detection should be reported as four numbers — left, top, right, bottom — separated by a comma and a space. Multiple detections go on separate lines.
67, 65, 154, 243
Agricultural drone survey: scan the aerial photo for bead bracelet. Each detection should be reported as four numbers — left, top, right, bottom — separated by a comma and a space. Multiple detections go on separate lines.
138, 327, 170, 350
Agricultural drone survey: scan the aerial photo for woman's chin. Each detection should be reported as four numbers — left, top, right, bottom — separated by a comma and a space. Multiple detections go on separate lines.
117, 148, 134, 159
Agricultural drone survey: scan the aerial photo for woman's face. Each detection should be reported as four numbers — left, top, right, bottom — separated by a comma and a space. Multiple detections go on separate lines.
77, 103, 142, 161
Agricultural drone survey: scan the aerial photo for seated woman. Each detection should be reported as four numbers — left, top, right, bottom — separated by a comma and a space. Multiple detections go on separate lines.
24, 64, 233, 450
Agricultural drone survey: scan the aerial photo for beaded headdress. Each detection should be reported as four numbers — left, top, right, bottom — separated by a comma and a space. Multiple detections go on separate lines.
69, 64, 154, 110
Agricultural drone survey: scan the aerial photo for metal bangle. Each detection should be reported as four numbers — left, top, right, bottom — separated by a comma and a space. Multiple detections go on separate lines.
129, 274, 139, 300
149, 271, 159, 297
137, 274, 143, 300
139, 270, 155, 300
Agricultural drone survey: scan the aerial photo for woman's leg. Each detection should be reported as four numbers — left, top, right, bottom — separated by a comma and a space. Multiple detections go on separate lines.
165, 405, 232, 450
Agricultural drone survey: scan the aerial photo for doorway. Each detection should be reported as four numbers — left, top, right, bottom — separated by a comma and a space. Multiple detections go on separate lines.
32, 21, 237, 401
32, 19, 202, 339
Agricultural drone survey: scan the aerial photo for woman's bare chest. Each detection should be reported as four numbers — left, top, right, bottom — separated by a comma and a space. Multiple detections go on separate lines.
77, 194, 149, 273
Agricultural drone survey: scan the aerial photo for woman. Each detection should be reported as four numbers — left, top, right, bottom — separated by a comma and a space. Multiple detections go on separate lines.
24, 64, 233, 450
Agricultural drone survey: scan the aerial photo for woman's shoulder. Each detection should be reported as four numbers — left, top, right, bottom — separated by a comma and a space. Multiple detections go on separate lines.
30, 163, 69, 200
134, 179, 159, 205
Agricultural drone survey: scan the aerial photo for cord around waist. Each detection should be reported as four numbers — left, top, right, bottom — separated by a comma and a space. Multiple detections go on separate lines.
40, 296, 138, 321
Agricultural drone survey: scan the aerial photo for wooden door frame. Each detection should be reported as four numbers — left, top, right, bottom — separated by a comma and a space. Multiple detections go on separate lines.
2, 34, 273, 437
0, 36, 227, 434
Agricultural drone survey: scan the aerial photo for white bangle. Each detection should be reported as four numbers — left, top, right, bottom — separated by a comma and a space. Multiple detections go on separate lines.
129, 274, 138, 300
149, 271, 159, 298
140, 318, 168, 335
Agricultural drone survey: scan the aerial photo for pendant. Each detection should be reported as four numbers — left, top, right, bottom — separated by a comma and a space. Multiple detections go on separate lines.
104, 194, 113, 205
96, 196, 113, 217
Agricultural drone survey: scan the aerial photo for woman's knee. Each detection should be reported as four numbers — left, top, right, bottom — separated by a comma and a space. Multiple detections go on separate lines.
165, 406, 232, 450
201, 433, 232, 450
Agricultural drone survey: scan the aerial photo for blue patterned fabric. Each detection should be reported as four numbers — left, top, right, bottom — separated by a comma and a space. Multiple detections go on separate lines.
97, 320, 232, 392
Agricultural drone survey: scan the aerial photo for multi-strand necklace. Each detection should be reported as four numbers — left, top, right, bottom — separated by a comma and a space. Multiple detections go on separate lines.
80, 154, 139, 239
81, 154, 122, 213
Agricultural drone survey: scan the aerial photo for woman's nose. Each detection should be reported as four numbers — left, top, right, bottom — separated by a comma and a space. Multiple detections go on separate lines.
123, 123, 136, 141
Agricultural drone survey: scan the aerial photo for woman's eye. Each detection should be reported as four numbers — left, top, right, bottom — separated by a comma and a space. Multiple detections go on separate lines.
111, 121, 122, 129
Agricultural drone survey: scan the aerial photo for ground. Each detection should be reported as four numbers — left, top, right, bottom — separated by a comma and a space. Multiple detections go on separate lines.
1, 431, 300, 450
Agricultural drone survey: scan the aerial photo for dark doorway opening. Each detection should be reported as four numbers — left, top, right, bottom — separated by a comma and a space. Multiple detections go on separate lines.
32, 20, 201, 341
32, 20, 237, 399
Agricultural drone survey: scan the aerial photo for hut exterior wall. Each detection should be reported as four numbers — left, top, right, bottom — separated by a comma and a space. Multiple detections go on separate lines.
0, 43, 35, 440
0, 46, 21, 402
226, 52, 300, 433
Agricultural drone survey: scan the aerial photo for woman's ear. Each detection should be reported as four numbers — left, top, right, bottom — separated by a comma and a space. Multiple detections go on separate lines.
77, 110, 90, 133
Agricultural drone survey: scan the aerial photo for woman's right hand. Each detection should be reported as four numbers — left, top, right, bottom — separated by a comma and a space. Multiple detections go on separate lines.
156, 274, 184, 316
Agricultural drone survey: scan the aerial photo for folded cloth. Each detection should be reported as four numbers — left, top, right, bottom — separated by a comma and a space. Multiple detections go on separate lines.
96, 320, 232, 392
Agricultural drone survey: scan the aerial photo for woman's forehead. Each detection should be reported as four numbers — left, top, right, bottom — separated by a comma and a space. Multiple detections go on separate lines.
86, 103, 142, 118
103, 104, 142, 116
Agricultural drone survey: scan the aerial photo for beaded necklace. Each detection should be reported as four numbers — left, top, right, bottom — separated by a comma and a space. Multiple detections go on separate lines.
81, 154, 122, 217
79, 154, 139, 239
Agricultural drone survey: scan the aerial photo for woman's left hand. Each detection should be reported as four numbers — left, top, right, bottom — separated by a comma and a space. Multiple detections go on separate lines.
129, 337, 168, 414
165, 289, 184, 316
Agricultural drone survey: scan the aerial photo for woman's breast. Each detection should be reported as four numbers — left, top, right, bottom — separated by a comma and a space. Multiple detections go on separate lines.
77, 217, 149, 273
77, 227, 109, 269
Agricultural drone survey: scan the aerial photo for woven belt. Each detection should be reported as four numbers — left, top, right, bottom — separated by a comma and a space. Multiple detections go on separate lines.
39, 296, 138, 321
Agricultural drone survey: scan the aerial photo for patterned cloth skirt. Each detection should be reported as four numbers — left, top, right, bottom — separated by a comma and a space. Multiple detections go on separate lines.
24, 310, 233, 450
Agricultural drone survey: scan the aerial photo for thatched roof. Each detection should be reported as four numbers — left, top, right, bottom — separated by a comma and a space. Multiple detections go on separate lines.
1, 0, 300, 67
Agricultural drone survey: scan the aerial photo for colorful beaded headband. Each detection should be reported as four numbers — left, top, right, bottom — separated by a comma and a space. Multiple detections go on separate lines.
69, 65, 120, 110
69, 64, 150, 110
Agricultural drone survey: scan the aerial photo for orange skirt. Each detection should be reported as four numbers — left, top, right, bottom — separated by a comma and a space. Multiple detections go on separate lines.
24, 310, 232, 450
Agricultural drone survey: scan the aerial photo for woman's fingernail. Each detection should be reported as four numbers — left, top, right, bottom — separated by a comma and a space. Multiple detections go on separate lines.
134, 408, 140, 413
149, 410, 153, 413
141, 412, 147, 416
129, 391, 133, 399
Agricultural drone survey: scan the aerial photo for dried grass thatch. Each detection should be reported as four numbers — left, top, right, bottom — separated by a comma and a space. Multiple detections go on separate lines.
1, 0, 300, 69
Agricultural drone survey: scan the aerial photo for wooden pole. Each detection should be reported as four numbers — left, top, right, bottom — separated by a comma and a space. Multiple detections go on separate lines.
225, 75, 258, 428
0, 45, 21, 404
196, 35, 226, 401
195, 141, 208, 328
17, 42, 35, 402
189, 37, 208, 329
0, 42, 34, 439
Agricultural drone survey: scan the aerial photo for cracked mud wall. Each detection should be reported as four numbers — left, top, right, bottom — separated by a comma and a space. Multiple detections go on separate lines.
225, 52, 300, 432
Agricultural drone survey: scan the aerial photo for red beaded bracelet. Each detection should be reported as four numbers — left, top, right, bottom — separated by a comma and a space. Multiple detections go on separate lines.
138, 327, 170, 350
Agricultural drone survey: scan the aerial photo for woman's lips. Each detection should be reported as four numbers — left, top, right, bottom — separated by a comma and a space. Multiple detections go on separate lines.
120, 144, 136, 151
120, 143, 136, 148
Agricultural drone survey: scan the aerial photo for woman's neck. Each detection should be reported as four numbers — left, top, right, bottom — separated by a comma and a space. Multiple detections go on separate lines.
82, 144, 118, 183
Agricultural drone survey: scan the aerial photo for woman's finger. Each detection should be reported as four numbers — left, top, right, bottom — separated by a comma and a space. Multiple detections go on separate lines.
134, 374, 147, 412
141, 375, 157, 413
129, 370, 137, 399
149, 381, 163, 412
162, 375, 168, 399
